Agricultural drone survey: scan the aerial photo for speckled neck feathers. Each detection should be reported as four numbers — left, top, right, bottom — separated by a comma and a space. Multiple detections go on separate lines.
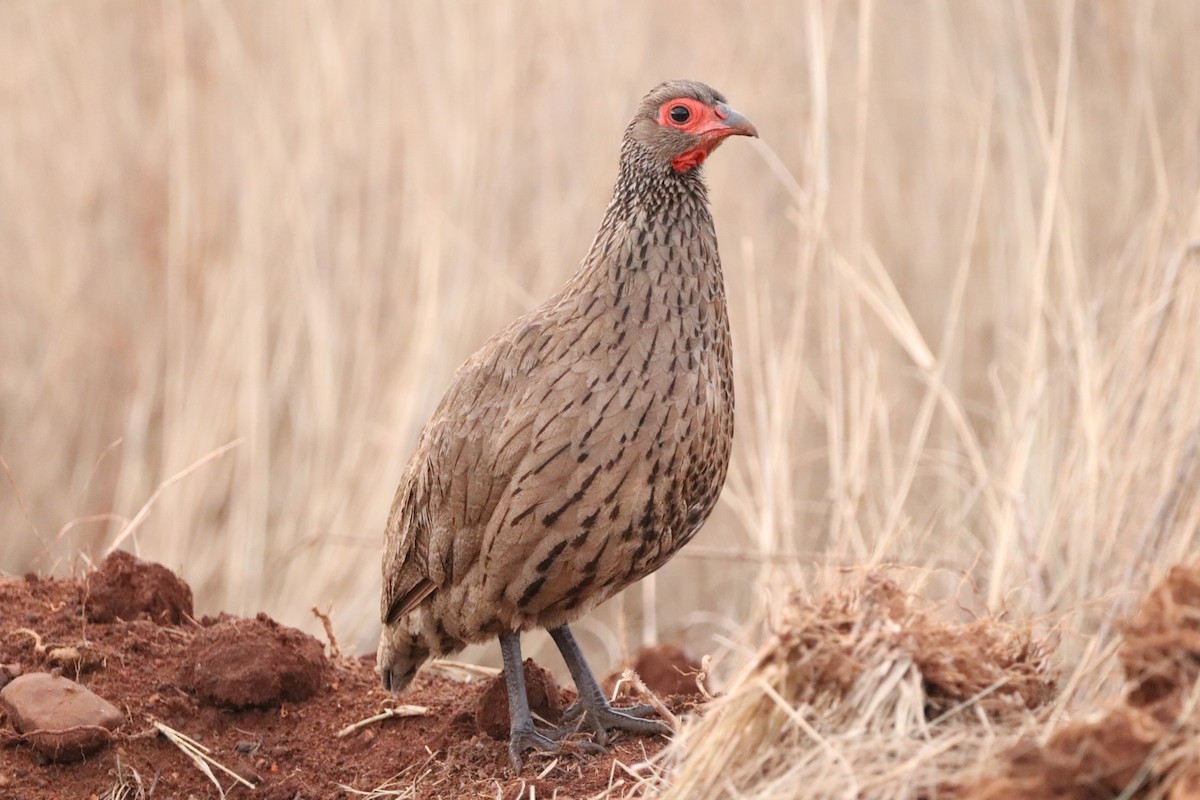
570, 131, 720, 300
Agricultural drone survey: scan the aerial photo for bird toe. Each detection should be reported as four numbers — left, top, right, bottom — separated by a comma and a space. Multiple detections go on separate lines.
508, 725, 606, 772
577, 704, 673, 745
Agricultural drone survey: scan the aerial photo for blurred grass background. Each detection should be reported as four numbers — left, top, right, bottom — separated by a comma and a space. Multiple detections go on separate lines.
2, 0, 1198, 688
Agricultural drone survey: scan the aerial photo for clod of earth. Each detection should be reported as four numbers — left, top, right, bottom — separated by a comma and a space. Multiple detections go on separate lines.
604, 643, 705, 699
180, 613, 326, 709
1121, 562, 1200, 710
81, 550, 193, 625
475, 658, 563, 740
0, 672, 123, 762
965, 559, 1200, 798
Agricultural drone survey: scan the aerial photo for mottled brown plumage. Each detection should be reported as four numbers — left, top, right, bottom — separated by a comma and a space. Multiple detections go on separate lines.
379, 80, 756, 768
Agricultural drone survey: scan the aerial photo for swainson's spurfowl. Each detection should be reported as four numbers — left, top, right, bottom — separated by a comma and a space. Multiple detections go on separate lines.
379, 79, 757, 769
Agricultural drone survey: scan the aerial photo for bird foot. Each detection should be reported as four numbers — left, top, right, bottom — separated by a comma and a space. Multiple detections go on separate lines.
508, 725, 605, 772
557, 700, 671, 746
561, 700, 657, 723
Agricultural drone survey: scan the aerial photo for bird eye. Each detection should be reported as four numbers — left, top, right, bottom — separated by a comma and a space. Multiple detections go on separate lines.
669, 105, 691, 124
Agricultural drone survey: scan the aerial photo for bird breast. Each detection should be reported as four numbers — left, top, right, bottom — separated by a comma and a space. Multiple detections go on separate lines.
455, 217, 733, 628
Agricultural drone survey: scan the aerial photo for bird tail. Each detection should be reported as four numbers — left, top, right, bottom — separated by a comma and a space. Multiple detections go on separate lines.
377, 620, 432, 693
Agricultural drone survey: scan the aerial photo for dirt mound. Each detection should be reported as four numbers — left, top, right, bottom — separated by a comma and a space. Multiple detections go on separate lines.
605, 643, 706, 700
0, 557, 678, 799
180, 613, 326, 709
966, 560, 1200, 799
1121, 563, 1200, 710
80, 550, 193, 625
764, 576, 1055, 716
475, 658, 564, 740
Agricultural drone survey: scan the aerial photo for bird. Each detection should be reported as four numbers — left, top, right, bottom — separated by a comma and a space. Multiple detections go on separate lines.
378, 79, 757, 770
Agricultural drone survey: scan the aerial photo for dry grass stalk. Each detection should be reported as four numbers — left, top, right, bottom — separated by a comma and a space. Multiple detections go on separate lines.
607, 668, 681, 733
99, 755, 153, 800
337, 772, 420, 799
103, 439, 242, 557
311, 604, 342, 660
152, 719, 254, 797
425, 659, 501, 680
339, 779, 420, 799
335, 705, 430, 738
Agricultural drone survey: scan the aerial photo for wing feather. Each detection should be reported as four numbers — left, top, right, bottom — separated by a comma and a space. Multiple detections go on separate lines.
380, 318, 549, 624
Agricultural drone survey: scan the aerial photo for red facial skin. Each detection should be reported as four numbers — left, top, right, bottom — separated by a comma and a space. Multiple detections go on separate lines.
657, 97, 757, 172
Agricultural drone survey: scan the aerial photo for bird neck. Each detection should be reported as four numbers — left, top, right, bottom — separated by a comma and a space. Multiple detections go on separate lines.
557, 155, 728, 351
576, 145, 720, 286
607, 138, 712, 225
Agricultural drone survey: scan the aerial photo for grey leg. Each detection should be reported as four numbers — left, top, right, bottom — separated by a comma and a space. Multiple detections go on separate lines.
549, 625, 671, 745
500, 631, 558, 771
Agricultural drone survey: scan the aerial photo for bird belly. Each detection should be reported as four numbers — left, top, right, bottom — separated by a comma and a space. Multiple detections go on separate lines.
487, 360, 729, 632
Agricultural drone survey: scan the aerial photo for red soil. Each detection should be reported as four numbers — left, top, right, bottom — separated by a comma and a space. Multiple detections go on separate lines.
0, 554, 699, 799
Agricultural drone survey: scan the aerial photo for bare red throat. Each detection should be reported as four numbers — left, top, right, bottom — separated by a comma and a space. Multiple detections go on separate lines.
671, 144, 715, 173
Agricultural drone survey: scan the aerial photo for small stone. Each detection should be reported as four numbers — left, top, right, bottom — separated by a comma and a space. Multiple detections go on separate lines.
233, 764, 261, 784
0, 672, 123, 762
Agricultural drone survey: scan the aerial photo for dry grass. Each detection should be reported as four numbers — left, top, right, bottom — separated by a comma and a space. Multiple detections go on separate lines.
100, 756, 153, 800
655, 563, 1200, 799
657, 575, 1057, 799
3, 1, 1200, 796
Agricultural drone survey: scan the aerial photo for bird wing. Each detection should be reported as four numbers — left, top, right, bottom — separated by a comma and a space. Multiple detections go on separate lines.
380, 315, 550, 625
380, 450, 438, 624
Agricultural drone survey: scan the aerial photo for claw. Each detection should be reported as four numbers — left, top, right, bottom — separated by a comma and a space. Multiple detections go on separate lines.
502, 626, 674, 772
508, 724, 606, 771
561, 701, 583, 723
576, 704, 672, 746
508, 725, 559, 772
561, 700, 657, 724
500, 631, 613, 772
549, 626, 674, 747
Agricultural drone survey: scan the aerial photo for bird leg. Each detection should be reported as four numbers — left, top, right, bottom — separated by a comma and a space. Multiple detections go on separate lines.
549, 625, 672, 745
499, 631, 560, 771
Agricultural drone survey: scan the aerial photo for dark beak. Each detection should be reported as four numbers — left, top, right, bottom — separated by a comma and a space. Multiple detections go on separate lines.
715, 102, 759, 138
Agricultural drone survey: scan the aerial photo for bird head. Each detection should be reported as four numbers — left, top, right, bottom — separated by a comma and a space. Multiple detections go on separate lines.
626, 80, 758, 174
